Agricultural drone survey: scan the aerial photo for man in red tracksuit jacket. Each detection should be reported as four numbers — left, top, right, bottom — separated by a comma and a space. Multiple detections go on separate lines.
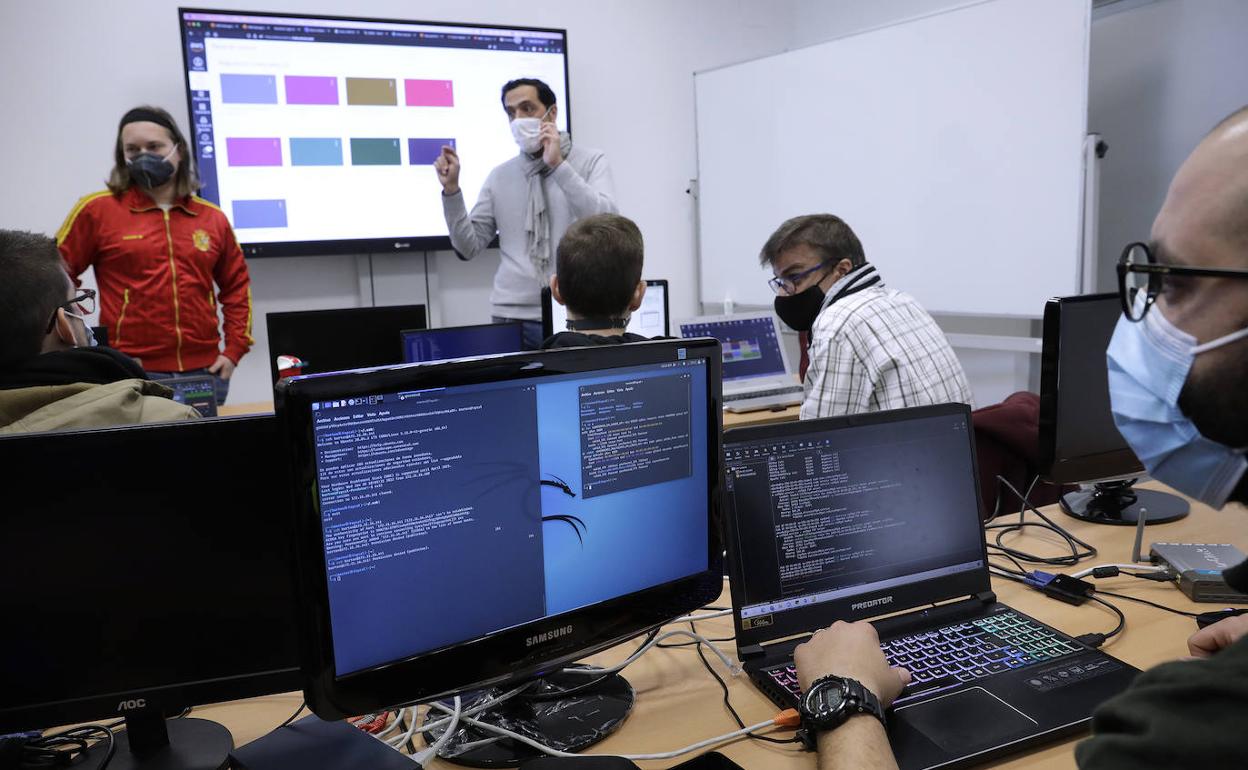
57, 106, 252, 405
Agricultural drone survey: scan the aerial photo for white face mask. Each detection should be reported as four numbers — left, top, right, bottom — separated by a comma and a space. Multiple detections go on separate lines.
510, 107, 552, 153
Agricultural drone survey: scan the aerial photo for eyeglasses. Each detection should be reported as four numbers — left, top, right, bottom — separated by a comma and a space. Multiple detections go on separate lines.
45, 289, 97, 333
1117, 242, 1248, 322
768, 259, 834, 296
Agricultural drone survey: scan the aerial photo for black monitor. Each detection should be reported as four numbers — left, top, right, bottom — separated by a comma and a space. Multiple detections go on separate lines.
265, 304, 427, 384
0, 416, 301, 769
276, 338, 723, 764
1038, 293, 1188, 524
400, 322, 524, 364
541, 279, 671, 339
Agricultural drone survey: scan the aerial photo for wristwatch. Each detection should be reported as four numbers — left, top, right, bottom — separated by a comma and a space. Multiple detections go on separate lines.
797, 674, 887, 750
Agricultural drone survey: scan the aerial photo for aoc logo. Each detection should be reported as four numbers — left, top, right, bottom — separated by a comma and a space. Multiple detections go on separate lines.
116, 699, 147, 711
527, 625, 574, 648
851, 596, 893, 612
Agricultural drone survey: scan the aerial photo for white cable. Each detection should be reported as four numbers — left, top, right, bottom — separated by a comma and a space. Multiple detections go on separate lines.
561, 629, 740, 676
441, 707, 777, 761
412, 695, 461, 766
389, 684, 529, 746
386, 708, 421, 748
376, 708, 407, 740
670, 608, 733, 623
1070, 563, 1169, 580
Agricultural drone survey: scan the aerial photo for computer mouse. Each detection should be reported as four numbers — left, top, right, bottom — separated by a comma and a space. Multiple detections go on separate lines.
1195, 607, 1248, 629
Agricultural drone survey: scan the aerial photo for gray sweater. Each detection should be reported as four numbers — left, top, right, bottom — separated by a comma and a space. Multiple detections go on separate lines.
441, 146, 617, 320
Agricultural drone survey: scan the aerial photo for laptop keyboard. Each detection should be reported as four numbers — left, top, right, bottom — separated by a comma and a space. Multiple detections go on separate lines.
723, 385, 804, 402
763, 611, 1084, 700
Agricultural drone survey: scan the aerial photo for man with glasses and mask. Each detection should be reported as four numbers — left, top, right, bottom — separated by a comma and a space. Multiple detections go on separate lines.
434, 78, 617, 349
791, 107, 1248, 770
760, 213, 972, 418
57, 105, 253, 406
0, 230, 199, 433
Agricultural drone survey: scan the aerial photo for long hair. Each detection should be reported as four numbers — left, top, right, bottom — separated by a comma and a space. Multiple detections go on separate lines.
107, 105, 201, 198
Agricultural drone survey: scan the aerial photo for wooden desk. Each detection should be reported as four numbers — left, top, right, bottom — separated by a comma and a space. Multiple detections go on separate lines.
175, 491, 1246, 768
217, 401, 274, 417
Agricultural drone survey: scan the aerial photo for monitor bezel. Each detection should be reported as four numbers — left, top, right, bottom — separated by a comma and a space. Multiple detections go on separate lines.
276, 338, 725, 718
177, 7, 572, 258
1038, 293, 1144, 485
540, 279, 671, 339
722, 403, 991, 651
398, 320, 525, 364
0, 416, 302, 732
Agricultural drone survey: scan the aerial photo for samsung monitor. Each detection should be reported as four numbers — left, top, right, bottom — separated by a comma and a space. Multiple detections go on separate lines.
400, 322, 524, 364
540, 279, 670, 339
276, 338, 723, 764
178, 8, 569, 257
265, 304, 427, 384
1039, 293, 1188, 524
0, 416, 301, 769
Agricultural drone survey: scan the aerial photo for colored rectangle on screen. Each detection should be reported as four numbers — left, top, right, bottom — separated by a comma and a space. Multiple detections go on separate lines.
221, 74, 278, 104
290, 138, 344, 166
232, 199, 287, 229
404, 79, 454, 107
408, 138, 455, 165
285, 75, 339, 105
350, 138, 402, 166
226, 137, 283, 167
345, 77, 397, 105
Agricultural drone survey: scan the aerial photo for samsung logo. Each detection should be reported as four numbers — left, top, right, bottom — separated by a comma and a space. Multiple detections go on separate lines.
527, 625, 574, 647
851, 596, 893, 612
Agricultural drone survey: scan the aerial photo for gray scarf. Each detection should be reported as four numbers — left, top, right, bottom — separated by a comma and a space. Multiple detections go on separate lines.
523, 131, 573, 279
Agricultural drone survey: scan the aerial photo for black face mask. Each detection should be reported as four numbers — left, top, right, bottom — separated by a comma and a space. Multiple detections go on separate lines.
773, 285, 826, 332
128, 152, 175, 189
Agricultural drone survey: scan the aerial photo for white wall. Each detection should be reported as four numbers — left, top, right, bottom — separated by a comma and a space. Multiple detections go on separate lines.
1089, 0, 1248, 292
0, 0, 797, 403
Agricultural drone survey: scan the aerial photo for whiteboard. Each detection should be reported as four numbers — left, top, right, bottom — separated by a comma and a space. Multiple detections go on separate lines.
695, 0, 1090, 317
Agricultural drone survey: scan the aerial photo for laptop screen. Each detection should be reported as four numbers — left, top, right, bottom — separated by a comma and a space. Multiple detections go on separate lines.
166, 375, 218, 417
678, 315, 786, 381
724, 408, 985, 631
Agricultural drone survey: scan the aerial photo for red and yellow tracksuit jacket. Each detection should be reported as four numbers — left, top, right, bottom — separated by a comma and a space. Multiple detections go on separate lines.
57, 187, 254, 372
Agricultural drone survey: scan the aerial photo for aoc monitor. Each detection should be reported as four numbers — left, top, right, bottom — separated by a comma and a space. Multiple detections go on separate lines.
276, 338, 723, 762
178, 8, 569, 257
266, 304, 427, 384
1039, 293, 1188, 524
0, 415, 301, 767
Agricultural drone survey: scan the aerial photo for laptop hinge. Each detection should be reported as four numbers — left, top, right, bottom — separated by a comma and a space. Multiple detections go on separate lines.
738, 643, 766, 661
977, 590, 998, 604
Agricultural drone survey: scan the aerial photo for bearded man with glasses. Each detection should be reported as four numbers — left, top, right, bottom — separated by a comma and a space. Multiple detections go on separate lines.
0, 230, 199, 433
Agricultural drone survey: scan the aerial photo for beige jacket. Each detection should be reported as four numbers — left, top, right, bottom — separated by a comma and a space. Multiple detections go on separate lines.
0, 379, 199, 434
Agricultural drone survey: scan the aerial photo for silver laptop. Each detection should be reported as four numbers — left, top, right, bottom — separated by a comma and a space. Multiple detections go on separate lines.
676, 312, 803, 412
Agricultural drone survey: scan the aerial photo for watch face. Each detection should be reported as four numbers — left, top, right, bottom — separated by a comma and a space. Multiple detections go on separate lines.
818, 686, 846, 715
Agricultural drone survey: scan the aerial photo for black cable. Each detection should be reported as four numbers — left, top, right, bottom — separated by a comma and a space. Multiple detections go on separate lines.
275, 701, 307, 731
1093, 589, 1199, 618
21, 724, 115, 769
656, 636, 735, 648
518, 628, 662, 701
1086, 595, 1126, 641
986, 476, 1097, 567
689, 622, 800, 746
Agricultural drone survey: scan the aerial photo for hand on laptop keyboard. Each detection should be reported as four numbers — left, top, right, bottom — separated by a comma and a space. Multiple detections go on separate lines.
793, 621, 912, 707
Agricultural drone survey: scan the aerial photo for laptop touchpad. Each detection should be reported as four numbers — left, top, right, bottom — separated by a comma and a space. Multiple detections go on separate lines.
898, 687, 1036, 755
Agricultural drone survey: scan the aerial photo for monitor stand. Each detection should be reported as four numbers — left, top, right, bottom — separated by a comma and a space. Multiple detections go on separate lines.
421, 665, 635, 767
79, 706, 232, 770
1060, 479, 1189, 525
